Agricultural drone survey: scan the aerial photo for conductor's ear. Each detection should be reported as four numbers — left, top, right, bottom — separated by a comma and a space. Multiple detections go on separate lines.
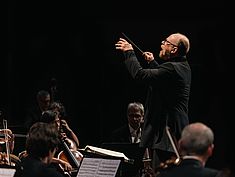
171, 47, 177, 53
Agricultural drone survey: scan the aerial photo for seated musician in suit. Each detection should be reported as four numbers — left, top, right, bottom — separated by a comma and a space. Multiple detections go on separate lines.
110, 102, 144, 144
156, 122, 219, 177
109, 102, 145, 177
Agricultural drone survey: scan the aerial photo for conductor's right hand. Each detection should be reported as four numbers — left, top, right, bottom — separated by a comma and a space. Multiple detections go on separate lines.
143, 52, 154, 63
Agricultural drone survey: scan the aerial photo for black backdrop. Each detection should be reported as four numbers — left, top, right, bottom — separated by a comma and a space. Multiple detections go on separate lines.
6, 0, 234, 170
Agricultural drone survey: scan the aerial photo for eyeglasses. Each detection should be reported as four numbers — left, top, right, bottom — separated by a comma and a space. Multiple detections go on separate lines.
128, 114, 142, 119
161, 39, 178, 47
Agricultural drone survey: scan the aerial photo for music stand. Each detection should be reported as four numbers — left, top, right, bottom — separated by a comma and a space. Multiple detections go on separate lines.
101, 143, 145, 177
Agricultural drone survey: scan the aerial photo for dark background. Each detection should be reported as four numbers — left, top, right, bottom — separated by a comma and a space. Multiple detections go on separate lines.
6, 0, 234, 171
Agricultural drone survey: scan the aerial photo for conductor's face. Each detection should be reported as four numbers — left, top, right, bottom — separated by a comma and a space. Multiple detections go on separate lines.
159, 35, 179, 60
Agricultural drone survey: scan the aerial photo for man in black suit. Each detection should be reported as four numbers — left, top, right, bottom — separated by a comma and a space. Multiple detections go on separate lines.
156, 122, 219, 177
111, 102, 144, 144
115, 33, 191, 169
109, 102, 145, 177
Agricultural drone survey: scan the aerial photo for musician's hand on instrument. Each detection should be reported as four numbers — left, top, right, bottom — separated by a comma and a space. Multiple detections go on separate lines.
60, 132, 67, 140
52, 157, 73, 171
0, 129, 13, 136
115, 38, 134, 52
60, 119, 72, 132
143, 52, 154, 63
61, 160, 73, 171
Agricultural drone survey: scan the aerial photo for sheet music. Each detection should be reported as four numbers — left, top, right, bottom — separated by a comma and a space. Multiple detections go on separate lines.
0, 168, 16, 177
76, 157, 121, 177
84, 145, 130, 162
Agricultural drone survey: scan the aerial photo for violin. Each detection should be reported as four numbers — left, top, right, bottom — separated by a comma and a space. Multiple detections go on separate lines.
154, 126, 182, 176
0, 152, 21, 167
0, 129, 14, 153
158, 156, 181, 170
0, 120, 21, 167
142, 126, 182, 177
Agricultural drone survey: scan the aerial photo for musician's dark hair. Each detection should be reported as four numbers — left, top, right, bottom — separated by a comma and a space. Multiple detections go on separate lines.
41, 110, 57, 123
36, 90, 50, 99
49, 101, 67, 118
26, 122, 59, 158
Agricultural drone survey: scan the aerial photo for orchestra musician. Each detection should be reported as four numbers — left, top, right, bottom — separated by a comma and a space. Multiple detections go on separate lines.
40, 109, 83, 176
14, 122, 64, 177
49, 101, 80, 148
18, 110, 82, 177
0, 120, 21, 167
156, 122, 219, 177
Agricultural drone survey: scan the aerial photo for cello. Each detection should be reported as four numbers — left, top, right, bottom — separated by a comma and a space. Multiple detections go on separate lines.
49, 78, 83, 176
57, 135, 83, 177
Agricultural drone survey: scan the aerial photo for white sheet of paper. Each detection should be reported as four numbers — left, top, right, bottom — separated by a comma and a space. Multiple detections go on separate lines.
0, 168, 16, 177
77, 157, 121, 177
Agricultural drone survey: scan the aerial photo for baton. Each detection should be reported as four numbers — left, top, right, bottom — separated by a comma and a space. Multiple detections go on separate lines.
121, 32, 144, 54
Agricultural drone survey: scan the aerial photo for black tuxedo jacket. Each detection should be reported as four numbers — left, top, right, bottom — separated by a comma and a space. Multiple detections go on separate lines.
14, 155, 64, 177
110, 124, 132, 143
123, 50, 191, 151
24, 106, 42, 132
157, 159, 219, 177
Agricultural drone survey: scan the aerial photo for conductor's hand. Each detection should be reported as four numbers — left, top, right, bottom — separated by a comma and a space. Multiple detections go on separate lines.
115, 38, 134, 52
143, 52, 154, 63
